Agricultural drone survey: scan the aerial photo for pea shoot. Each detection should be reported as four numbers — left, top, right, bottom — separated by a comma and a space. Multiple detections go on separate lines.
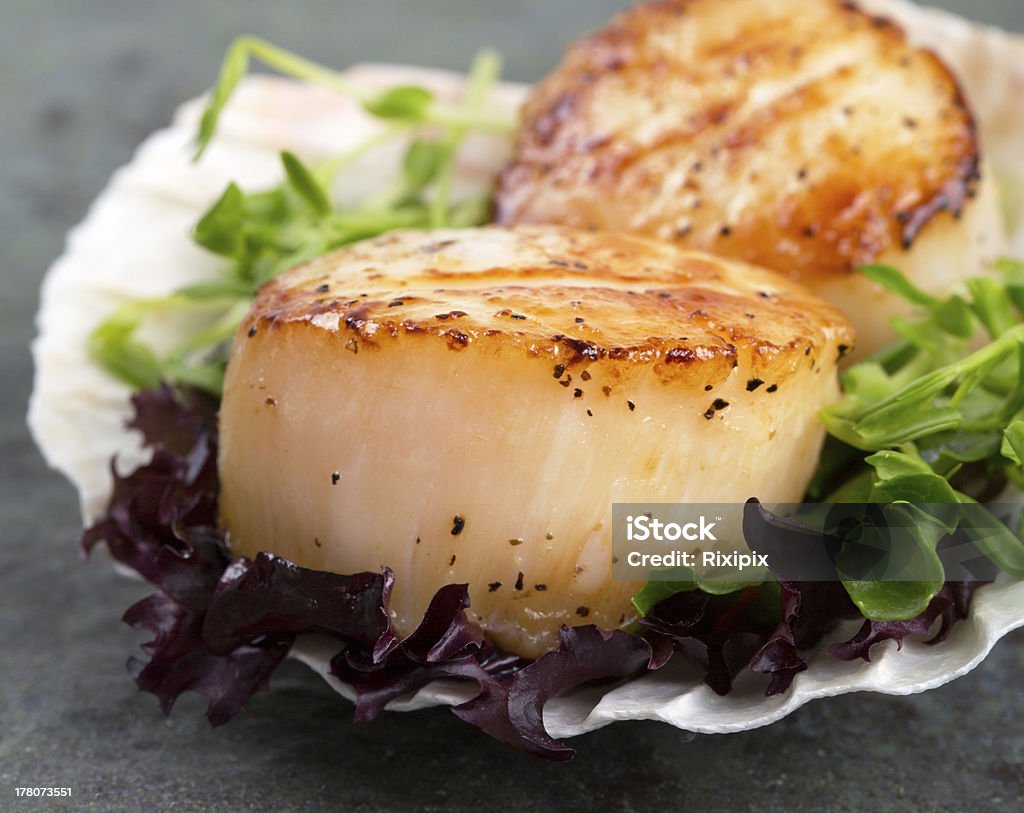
90, 38, 514, 395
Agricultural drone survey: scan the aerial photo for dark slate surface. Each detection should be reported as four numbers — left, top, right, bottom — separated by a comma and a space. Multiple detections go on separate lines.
4, 2, 1024, 811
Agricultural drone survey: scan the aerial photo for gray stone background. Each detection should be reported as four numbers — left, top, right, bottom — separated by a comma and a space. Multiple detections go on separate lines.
4, 1, 1024, 811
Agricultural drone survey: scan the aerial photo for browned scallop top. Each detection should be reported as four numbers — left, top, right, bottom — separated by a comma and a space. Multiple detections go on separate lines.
495, 0, 980, 281
243, 225, 854, 376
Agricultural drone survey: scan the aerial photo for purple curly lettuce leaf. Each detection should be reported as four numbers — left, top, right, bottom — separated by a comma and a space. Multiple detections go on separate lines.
83, 387, 293, 725
748, 588, 806, 696
127, 383, 218, 455
636, 588, 710, 671
828, 580, 991, 662
376, 582, 487, 663
203, 553, 391, 652
452, 626, 655, 762
638, 585, 783, 696
747, 630, 805, 696
740, 500, 863, 647
123, 591, 292, 725
740, 500, 867, 694
744, 581, 856, 695
330, 582, 501, 722
82, 386, 224, 599
745, 578, 865, 695
936, 580, 991, 641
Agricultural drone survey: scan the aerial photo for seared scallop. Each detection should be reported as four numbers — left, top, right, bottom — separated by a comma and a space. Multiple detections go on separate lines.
496, 0, 1005, 357
218, 225, 853, 658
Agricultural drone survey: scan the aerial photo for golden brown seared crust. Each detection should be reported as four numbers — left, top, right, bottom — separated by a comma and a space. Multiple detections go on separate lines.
246, 224, 855, 381
495, 0, 980, 281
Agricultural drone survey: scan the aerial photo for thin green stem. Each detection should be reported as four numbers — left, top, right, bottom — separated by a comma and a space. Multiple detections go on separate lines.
430, 49, 503, 228
235, 36, 367, 100
315, 123, 410, 186
423, 106, 517, 133
168, 298, 253, 359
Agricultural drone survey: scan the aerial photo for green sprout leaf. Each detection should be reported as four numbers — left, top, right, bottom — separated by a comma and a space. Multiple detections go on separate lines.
96, 40, 515, 397
998, 257, 1024, 314
194, 36, 364, 159
864, 451, 934, 480
280, 151, 331, 217
88, 307, 164, 392
967, 276, 1018, 339
192, 183, 246, 258
1001, 420, 1024, 465
956, 498, 1024, 578
195, 43, 249, 159
629, 565, 763, 618
836, 503, 947, 620
630, 575, 695, 618
860, 264, 938, 307
933, 295, 975, 338
807, 259, 1024, 619
401, 139, 449, 194
362, 85, 435, 121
